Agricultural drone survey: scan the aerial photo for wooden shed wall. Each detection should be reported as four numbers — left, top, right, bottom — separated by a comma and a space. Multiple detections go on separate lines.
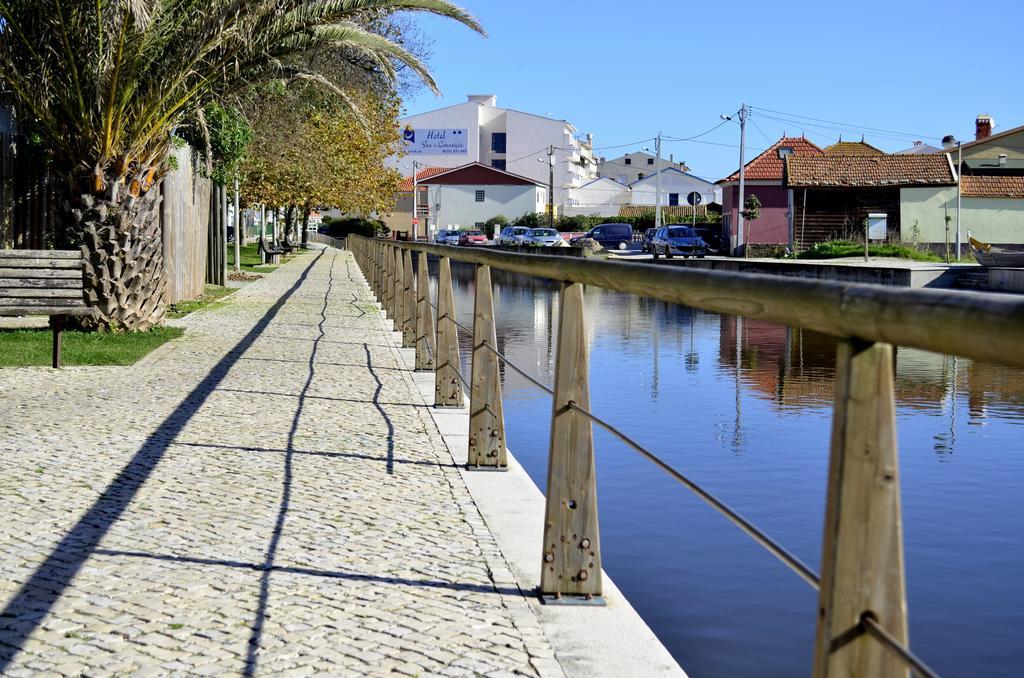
161, 145, 211, 304
792, 187, 901, 249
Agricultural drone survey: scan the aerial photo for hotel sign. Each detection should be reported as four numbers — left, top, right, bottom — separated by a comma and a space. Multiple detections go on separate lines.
402, 127, 468, 155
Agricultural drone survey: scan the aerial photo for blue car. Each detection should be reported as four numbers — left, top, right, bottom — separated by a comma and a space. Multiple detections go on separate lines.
651, 225, 707, 259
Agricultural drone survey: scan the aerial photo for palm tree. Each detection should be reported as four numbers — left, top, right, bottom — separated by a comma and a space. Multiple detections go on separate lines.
0, 1, 481, 330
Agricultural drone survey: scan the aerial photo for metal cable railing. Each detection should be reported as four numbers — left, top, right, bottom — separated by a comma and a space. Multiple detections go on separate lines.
429, 299, 820, 588
362, 240, 961, 677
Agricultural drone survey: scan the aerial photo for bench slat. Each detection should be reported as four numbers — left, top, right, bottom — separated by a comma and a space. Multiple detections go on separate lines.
0, 288, 85, 299
0, 278, 82, 289
0, 297, 86, 308
0, 250, 81, 259
0, 267, 82, 279
0, 258, 81, 269
0, 306, 96, 317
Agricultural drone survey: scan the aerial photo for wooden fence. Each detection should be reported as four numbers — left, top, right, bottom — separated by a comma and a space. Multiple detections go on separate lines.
347, 235, 1024, 678
1, 137, 211, 304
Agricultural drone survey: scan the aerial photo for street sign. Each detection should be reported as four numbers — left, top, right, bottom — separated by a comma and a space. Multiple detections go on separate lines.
687, 191, 703, 206
412, 218, 420, 225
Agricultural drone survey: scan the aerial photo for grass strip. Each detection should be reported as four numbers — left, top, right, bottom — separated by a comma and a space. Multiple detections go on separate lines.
0, 326, 184, 367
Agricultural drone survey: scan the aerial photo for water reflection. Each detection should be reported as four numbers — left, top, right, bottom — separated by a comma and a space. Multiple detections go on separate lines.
424, 258, 1024, 678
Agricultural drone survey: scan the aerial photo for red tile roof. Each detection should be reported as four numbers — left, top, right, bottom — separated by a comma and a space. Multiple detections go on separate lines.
720, 136, 824, 183
823, 140, 885, 156
785, 155, 955, 188
398, 166, 447, 192
962, 175, 1024, 199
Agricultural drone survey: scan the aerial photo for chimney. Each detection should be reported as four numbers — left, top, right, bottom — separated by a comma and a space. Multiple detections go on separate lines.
975, 114, 994, 140
467, 94, 497, 107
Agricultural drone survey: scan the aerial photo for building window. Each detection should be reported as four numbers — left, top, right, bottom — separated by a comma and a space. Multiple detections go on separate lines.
491, 132, 506, 154
669, 193, 679, 206
647, 158, 654, 165
475, 190, 485, 202
624, 157, 632, 165
491, 159, 506, 171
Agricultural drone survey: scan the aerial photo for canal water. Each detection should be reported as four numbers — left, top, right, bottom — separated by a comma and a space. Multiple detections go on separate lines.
428, 260, 1024, 678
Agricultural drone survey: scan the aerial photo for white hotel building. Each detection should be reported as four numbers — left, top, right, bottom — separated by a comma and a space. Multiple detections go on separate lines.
386, 94, 598, 215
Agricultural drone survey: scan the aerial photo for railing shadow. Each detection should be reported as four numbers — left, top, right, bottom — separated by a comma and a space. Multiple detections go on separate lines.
0, 250, 325, 672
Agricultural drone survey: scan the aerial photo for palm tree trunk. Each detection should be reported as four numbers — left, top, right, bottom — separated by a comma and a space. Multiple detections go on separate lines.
73, 183, 167, 331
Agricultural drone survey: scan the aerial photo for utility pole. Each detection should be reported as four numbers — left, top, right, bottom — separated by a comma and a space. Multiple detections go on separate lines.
736, 104, 748, 256
232, 178, 241, 273
411, 160, 421, 241
955, 141, 962, 261
655, 132, 663, 228
547, 145, 555, 228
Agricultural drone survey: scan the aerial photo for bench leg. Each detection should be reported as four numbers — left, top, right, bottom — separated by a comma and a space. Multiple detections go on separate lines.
52, 316, 63, 369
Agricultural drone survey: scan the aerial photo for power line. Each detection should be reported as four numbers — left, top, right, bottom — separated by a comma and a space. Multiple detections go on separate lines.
750, 105, 942, 142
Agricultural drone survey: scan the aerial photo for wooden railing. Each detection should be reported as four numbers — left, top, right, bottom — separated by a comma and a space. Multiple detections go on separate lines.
346, 235, 1024, 678
308, 232, 346, 250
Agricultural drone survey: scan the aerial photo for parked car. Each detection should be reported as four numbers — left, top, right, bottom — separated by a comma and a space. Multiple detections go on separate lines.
641, 228, 657, 253
692, 224, 725, 255
457, 230, 487, 246
435, 229, 460, 245
570, 222, 633, 250
521, 228, 564, 247
496, 225, 530, 246
651, 225, 707, 258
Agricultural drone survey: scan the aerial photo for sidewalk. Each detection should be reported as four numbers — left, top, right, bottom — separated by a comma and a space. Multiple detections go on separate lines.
0, 249, 560, 676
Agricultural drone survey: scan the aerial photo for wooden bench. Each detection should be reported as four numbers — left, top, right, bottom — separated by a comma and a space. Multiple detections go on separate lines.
0, 249, 97, 368
258, 238, 283, 265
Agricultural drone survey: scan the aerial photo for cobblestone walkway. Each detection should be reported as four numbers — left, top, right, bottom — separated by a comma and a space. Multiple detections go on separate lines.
0, 248, 561, 676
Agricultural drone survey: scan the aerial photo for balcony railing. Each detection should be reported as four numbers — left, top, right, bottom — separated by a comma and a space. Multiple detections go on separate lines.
344, 234, 1024, 678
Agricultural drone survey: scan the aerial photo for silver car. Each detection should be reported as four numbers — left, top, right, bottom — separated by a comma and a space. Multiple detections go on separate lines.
651, 225, 708, 258
496, 225, 530, 246
435, 229, 461, 245
521, 228, 564, 247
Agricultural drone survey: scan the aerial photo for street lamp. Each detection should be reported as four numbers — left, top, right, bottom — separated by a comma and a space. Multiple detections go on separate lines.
406, 160, 423, 240
942, 134, 962, 260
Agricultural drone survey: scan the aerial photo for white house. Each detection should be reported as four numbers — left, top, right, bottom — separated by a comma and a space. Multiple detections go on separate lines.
629, 168, 721, 207
386, 163, 547, 236
564, 177, 631, 217
386, 94, 596, 214
597, 151, 687, 186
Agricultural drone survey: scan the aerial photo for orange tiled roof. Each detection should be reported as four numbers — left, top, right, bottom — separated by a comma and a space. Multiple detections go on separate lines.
823, 140, 885, 156
398, 167, 447, 192
961, 175, 1024, 199
785, 154, 955, 188
720, 136, 824, 183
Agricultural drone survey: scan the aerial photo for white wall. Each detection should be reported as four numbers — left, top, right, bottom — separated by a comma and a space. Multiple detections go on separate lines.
598, 152, 683, 185
569, 178, 630, 216
630, 171, 721, 206
429, 184, 545, 229
901, 186, 1024, 244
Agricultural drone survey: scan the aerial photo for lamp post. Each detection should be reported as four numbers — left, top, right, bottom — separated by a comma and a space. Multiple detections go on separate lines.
942, 135, 962, 260
722, 104, 748, 256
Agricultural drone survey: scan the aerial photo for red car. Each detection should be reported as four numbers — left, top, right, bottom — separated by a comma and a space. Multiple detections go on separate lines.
457, 230, 487, 246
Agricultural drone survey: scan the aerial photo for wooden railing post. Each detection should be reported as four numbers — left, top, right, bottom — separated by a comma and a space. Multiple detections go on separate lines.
385, 244, 395, 320
415, 252, 436, 371
435, 256, 464, 407
468, 265, 507, 470
373, 241, 382, 301
813, 339, 907, 678
402, 248, 416, 348
539, 281, 602, 602
393, 246, 406, 337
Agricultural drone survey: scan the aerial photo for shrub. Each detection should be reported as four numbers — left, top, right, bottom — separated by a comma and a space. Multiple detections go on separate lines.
322, 216, 389, 238
483, 215, 508, 239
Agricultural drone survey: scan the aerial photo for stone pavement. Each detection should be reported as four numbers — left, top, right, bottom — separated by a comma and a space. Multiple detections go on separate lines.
0, 248, 563, 676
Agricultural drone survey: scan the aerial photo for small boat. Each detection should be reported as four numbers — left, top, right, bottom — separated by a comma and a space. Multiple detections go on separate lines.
968, 233, 1024, 268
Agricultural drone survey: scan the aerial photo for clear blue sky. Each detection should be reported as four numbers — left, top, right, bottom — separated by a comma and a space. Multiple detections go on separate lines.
403, 0, 1023, 181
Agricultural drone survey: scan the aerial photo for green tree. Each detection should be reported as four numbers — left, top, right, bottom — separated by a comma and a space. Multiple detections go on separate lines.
0, 1, 482, 330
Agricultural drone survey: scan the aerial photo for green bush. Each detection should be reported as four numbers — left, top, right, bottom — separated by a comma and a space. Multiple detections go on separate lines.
483, 215, 508, 239
322, 216, 389, 238
794, 240, 943, 262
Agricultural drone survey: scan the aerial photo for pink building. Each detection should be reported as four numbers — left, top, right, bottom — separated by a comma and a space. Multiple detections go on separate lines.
717, 136, 823, 254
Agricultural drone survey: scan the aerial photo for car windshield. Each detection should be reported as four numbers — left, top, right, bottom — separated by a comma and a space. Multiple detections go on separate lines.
667, 227, 696, 238
512, 227, 529, 234
464, 231, 482, 236
529, 229, 557, 237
